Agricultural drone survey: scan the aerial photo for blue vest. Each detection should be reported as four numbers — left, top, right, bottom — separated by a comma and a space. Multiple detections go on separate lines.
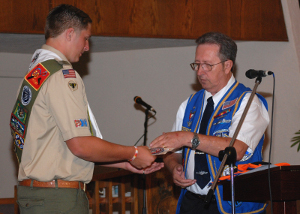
177, 80, 268, 214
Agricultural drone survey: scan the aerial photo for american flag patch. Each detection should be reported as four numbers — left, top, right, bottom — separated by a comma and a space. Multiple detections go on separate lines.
62, 69, 76, 78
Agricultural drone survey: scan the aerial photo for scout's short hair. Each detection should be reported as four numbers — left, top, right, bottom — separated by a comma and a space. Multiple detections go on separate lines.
45, 4, 92, 40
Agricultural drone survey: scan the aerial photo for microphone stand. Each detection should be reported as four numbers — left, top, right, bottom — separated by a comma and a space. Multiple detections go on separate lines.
205, 76, 263, 213
142, 109, 149, 214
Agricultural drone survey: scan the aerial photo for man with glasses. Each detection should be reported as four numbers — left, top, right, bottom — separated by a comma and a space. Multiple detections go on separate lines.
150, 32, 269, 214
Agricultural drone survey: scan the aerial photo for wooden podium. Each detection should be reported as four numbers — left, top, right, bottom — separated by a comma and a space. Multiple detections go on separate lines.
88, 166, 180, 214
222, 165, 300, 214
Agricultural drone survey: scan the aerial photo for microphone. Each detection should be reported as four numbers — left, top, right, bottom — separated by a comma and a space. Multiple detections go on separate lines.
245, 69, 273, 79
134, 96, 156, 113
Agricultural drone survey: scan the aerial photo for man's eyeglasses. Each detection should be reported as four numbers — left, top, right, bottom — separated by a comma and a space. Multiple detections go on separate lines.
190, 60, 227, 72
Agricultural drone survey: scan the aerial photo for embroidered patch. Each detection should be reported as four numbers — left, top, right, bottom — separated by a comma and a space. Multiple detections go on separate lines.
62, 69, 76, 78
10, 114, 26, 137
213, 129, 229, 137
68, 80, 78, 91
195, 171, 209, 176
213, 118, 231, 126
21, 86, 32, 106
222, 165, 238, 176
74, 119, 88, 128
13, 100, 28, 124
214, 109, 230, 119
188, 107, 196, 127
13, 132, 24, 150
240, 147, 254, 161
25, 63, 50, 91
222, 98, 238, 110
182, 126, 191, 132
222, 165, 231, 176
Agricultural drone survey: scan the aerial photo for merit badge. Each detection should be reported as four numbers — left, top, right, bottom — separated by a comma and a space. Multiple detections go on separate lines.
62, 69, 76, 78
25, 63, 50, 91
222, 98, 238, 110
10, 114, 26, 137
74, 119, 88, 128
68, 80, 78, 91
21, 86, 32, 106
13, 132, 24, 150
13, 101, 28, 124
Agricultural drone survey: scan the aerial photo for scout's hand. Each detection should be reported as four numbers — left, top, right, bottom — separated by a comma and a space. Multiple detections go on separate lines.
126, 162, 164, 174
129, 146, 155, 169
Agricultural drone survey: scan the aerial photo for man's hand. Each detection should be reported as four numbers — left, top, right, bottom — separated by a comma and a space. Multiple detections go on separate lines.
172, 164, 196, 188
150, 131, 192, 150
129, 146, 156, 169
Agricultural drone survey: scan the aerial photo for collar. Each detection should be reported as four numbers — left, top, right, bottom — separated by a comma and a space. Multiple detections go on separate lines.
41, 44, 71, 65
204, 75, 236, 108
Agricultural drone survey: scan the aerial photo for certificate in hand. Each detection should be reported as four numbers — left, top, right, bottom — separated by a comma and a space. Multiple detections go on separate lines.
150, 147, 174, 155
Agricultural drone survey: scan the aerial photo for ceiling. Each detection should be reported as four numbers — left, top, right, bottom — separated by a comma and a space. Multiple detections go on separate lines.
0, 33, 196, 54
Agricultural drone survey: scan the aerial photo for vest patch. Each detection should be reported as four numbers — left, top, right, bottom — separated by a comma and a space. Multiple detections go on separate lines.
25, 63, 50, 91
188, 107, 196, 127
214, 108, 230, 119
21, 86, 32, 106
182, 126, 191, 132
222, 98, 238, 110
213, 129, 229, 137
240, 147, 254, 161
213, 118, 231, 126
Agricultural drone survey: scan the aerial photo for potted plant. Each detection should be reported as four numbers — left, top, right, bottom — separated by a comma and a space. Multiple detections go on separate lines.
291, 130, 300, 152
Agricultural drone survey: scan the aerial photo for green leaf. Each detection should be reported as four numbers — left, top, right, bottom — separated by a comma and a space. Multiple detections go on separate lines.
291, 130, 300, 152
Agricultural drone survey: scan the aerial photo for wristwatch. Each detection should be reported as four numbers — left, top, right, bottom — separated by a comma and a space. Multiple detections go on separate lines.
191, 132, 200, 150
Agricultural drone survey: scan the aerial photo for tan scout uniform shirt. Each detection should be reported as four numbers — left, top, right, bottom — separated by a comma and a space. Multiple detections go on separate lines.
18, 45, 94, 183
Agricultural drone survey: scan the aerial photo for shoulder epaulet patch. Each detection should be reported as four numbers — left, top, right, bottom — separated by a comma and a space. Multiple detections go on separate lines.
25, 63, 50, 91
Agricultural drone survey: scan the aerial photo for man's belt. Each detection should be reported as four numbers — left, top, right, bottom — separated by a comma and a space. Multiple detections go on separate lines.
19, 179, 85, 190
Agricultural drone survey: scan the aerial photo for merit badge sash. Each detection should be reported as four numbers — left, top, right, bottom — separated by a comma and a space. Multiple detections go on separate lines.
10, 59, 63, 163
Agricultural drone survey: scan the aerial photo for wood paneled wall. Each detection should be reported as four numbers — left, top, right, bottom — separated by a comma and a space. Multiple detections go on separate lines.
0, 0, 287, 41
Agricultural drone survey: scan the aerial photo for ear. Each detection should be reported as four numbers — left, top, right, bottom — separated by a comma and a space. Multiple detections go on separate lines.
224, 60, 233, 74
65, 28, 75, 41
